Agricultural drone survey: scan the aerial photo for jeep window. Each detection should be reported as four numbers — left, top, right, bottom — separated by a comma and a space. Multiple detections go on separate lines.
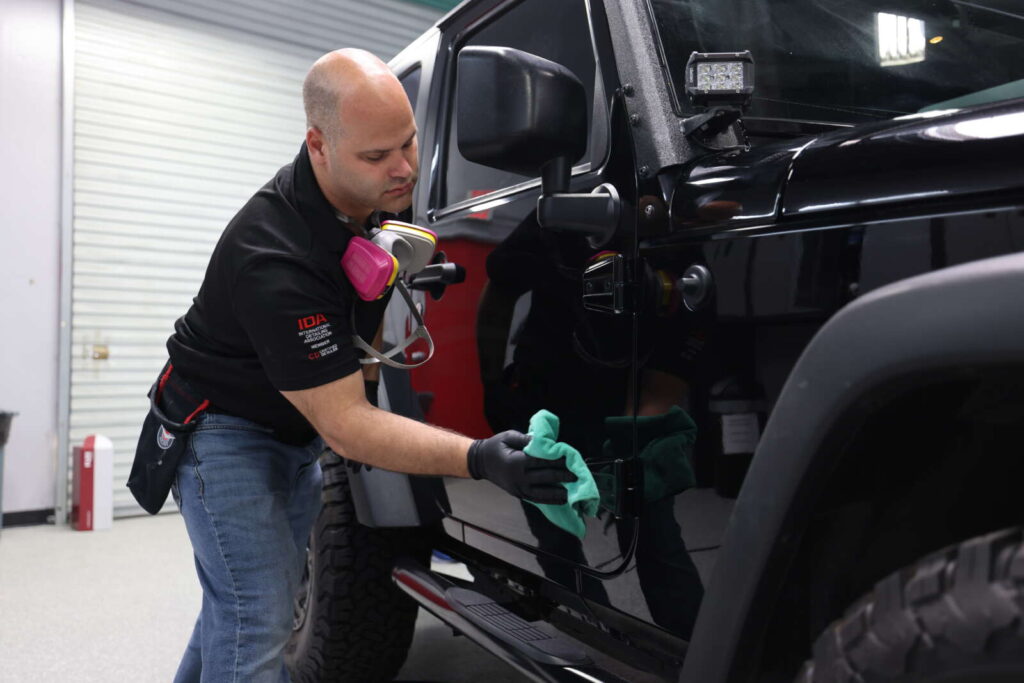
443, 0, 599, 209
650, 0, 1024, 128
398, 66, 422, 113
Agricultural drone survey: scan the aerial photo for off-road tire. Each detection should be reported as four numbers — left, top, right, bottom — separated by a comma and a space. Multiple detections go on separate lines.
285, 450, 429, 683
798, 527, 1024, 683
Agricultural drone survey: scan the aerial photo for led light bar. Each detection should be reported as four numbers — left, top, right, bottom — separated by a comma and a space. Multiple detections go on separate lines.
685, 51, 755, 109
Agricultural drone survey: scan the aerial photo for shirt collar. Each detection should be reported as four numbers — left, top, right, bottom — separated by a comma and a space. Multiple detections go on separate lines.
334, 209, 383, 239
291, 142, 356, 253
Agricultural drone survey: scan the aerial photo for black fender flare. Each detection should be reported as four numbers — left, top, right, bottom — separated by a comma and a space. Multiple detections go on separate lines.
680, 251, 1024, 683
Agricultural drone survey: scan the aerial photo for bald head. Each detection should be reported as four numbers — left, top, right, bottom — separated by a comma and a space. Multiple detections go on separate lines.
303, 48, 405, 142
302, 48, 419, 221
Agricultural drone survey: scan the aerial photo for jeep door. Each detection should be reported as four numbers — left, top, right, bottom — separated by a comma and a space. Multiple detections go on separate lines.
404, 0, 647, 603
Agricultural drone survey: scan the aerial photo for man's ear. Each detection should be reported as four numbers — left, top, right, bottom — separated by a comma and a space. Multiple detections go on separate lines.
306, 127, 327, 165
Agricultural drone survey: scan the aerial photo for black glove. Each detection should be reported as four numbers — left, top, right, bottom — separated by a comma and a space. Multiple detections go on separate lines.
467, 431, 576, 504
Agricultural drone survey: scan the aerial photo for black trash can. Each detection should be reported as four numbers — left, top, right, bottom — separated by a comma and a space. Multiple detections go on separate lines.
0, 412, 16, 530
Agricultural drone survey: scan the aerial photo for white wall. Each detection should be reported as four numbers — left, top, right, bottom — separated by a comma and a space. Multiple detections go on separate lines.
0, 0, 444, 518
0, 0, 63, 514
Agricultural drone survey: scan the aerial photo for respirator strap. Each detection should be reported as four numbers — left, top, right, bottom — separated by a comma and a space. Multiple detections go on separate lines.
352, 280, 435, 370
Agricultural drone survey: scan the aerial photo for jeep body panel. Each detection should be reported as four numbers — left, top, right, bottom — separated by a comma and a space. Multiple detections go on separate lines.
381, 0, 1024, 677
681, 251, 1024, 682
784, 100, 1024, 219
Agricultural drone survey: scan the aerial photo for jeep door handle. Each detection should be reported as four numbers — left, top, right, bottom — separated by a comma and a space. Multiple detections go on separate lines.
678, 264, 713, 311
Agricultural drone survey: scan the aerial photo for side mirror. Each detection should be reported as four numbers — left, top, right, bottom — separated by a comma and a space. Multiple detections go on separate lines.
456, 46, 587, 194
456, 46, 619, 248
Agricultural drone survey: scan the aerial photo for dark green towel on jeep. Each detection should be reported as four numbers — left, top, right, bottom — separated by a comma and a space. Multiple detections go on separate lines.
594, 406, 697, 509
524, 410, 599, 539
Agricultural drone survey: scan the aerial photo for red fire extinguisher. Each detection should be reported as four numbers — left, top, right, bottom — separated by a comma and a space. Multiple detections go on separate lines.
71, 435, 114, 531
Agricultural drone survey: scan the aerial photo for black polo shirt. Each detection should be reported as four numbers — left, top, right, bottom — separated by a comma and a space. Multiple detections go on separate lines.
167, 143, 391, 444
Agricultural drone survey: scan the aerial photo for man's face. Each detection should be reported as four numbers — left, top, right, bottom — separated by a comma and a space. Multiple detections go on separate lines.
315, 91, 419, 220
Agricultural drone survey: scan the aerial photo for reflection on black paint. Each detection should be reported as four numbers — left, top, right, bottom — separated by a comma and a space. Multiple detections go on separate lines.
930, 217, 948, 270
478, 212, 708, 638
794, 230, 846, 311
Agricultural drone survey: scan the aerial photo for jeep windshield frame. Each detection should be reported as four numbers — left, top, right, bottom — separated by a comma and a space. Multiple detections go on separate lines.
647, 0, 1024, 127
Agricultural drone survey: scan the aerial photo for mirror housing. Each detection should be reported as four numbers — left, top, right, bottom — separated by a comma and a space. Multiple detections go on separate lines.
457, 46, 587, 194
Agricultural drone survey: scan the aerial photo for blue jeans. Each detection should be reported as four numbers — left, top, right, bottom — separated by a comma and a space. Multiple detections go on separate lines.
171, 412, 323, 683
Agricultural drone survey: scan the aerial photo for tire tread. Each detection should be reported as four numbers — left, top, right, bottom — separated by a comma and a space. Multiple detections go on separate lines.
285, 452, 428, 683
803, 528, 1024, 683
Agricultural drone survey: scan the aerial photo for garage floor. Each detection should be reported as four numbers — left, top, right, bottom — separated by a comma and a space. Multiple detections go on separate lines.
0, 514, 526, 683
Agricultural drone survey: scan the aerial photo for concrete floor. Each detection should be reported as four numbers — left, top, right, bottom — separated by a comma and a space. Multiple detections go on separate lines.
0, 514, 526, 683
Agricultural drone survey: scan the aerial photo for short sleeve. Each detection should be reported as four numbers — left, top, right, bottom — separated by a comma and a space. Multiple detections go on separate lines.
232, 258, 362, 391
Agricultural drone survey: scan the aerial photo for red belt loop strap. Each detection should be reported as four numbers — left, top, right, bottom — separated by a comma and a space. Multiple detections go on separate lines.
156, 363, 174, 401
184, 400, 210, 425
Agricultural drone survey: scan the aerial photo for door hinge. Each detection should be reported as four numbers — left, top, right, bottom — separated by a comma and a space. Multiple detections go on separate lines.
582, 253, 636, 315
613, 457, 641, 519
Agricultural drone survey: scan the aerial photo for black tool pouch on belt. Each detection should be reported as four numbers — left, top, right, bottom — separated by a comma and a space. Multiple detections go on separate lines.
127, 362, 209, 514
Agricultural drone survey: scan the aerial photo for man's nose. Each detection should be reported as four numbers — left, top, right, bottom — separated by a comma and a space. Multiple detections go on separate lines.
390, 156, 413, 179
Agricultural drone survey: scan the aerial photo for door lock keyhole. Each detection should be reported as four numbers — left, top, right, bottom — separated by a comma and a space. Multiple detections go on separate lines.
677, 265, 713, 312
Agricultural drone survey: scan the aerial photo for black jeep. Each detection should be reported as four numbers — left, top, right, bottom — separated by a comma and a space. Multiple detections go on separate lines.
286, 1, 1024, 681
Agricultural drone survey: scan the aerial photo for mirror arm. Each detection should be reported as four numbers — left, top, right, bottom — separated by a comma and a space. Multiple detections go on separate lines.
541, 156, 572, 195
537, 183, 620, 249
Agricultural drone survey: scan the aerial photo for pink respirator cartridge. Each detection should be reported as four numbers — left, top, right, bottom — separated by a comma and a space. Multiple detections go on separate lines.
341, 236, 400, 301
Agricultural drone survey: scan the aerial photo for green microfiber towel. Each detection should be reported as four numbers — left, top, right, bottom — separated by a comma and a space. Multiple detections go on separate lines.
524, 410, 600, 539
595, 406, 698, 509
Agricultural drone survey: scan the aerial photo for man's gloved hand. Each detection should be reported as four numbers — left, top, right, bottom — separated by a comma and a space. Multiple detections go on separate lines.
467, 431, 576, 504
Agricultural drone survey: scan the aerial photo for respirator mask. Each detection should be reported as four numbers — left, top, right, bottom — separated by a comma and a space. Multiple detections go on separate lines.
341, 220, 437, 369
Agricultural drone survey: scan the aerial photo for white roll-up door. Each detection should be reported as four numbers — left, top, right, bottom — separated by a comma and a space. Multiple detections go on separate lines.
69, 0, 443, 517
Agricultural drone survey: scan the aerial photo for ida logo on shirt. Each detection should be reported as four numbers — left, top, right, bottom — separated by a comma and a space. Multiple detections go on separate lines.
297, 313, 335, 361
297, 313, 327, 330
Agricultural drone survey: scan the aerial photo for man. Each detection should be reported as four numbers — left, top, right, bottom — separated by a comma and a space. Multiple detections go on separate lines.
163, 49, 575, 682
